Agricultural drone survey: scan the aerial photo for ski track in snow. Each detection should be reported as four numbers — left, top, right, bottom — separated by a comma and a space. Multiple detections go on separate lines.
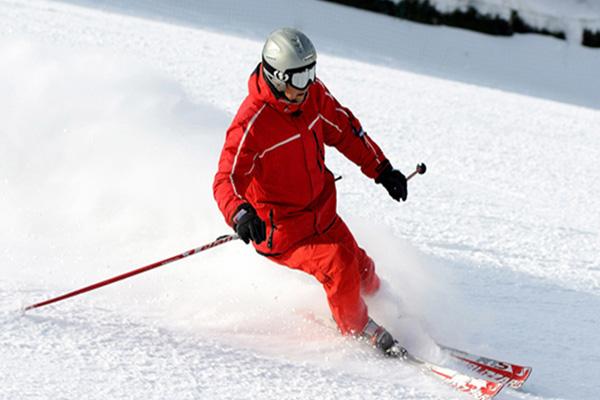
1, 1, 599, 399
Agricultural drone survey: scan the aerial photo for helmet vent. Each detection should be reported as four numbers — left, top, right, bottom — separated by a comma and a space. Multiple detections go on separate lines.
291, 36, 304, 52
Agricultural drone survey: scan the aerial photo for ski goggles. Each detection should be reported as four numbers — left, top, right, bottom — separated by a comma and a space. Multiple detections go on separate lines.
263, 60, 317, 90
287, 62, 316, 90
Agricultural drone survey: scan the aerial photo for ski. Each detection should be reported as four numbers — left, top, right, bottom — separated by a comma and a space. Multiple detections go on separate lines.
392, 347, 506, 400
439, 344, 532, 389
300, 313, 512, 398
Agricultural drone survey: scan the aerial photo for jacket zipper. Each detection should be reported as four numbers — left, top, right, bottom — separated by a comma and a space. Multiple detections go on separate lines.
267, 209, 275, 249
311, 130, 324, 172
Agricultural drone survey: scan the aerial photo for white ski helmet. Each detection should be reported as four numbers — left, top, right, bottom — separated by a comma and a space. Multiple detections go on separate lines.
262, 28, 317, 93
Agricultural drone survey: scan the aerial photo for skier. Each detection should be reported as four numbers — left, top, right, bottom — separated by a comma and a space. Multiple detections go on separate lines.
213, 28, 408, 355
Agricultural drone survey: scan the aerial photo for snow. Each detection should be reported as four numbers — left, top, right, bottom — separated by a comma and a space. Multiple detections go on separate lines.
1, 0, 599, 399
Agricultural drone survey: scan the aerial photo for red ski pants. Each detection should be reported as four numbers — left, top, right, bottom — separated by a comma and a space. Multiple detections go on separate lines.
270, 217, 380, 335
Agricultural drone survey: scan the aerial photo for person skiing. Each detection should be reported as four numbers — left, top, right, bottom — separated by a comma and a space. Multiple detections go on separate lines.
213, 28, 408, 355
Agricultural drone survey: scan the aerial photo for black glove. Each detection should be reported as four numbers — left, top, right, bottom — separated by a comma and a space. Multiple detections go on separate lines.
232, 203, 266, 244
376, 165, 407, 202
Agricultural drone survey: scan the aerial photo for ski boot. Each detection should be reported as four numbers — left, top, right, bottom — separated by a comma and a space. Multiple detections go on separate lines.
361, 318, 407, 358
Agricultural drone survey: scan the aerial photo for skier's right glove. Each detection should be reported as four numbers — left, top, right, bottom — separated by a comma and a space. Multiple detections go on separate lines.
376, 165, 408, 202
232, 203, 266, 245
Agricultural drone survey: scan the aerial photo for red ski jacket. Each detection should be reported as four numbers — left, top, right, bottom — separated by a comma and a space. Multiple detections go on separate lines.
213, 65, 390, 255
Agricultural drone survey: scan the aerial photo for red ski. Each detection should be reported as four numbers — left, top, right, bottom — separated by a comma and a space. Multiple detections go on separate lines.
440, 344, 532, 389
394, 347, 506, 400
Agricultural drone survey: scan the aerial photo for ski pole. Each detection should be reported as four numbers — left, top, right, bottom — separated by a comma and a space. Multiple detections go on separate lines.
406, 163, 427, 181
24, 234, 239, 312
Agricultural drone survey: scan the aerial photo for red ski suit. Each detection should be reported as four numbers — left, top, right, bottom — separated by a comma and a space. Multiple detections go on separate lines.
213, 65, 390, 334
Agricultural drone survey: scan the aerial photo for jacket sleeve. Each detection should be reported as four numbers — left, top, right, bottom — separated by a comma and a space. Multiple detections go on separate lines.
213, 119, 257, 227
316, 81, 391, 179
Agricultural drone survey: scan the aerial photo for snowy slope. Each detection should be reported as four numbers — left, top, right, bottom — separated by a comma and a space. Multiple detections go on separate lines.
26, 0, 600, 110
1, 1, 599, 400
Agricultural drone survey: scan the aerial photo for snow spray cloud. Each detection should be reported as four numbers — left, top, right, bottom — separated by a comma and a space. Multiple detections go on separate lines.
347, 216, 457, 355
0, 38, 231, 293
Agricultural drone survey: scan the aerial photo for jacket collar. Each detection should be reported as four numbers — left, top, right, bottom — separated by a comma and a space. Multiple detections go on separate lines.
248, 64, 309, 115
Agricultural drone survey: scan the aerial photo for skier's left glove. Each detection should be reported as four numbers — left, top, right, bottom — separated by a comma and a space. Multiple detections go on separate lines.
376, 165, 407, 202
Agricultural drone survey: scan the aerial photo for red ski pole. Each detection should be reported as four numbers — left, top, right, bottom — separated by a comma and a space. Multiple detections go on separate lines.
24, 234, 239, 312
